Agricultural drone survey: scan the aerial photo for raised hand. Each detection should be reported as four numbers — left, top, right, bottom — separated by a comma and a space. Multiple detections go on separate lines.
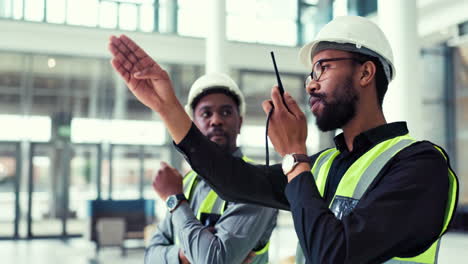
262, 86, 308, 157
108, 34, 178, 113
107, 34, 192, 143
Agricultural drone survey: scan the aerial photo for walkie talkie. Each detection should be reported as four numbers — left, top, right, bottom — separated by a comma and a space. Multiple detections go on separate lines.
265, 52, 288, 168
270, 51, 288, 108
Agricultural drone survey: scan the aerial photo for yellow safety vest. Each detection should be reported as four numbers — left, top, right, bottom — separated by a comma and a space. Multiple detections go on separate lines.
179, 156, 270, 262
303, 134, 458, 264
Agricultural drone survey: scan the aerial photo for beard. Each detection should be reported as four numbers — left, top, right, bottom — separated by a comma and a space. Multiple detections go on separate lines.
311, 77, 359, 132
207, 129, 234, 152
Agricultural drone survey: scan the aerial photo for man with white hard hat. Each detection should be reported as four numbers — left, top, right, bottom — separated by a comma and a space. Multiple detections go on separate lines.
144, 72, 278, 264
109, 15, 458, 264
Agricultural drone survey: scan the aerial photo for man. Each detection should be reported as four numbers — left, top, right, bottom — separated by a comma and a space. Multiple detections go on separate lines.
108, 16, 458, 264
144, 72, 278, 264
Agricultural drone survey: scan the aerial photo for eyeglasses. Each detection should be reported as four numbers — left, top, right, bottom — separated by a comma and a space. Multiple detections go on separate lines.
305, 57, 364, 87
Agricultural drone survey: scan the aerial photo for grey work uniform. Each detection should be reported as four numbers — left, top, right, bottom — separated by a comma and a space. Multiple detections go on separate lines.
145, 149, 278, 264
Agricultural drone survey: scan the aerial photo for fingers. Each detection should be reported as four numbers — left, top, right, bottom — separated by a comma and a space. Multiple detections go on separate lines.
262, 100, 273, 115
108, 34, 170, 92
170, 166, 182, 178
108, 34, 152, 72
270, 86, 287, 112
109, 36, 137, 72
120, 34, 151, 60
158, 161, 181, 177
133, 66, 165, 80
284, 92, 306, 120
110, 58, 131, 83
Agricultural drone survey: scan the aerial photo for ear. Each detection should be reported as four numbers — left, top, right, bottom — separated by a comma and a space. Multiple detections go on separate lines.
237, 116, 243, 134
359, 61, 376, 87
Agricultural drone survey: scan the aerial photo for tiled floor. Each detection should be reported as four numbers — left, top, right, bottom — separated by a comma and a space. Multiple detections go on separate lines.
0, 232, 467, 263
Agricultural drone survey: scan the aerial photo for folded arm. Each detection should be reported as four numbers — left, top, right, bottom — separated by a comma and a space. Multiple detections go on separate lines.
145, 214, 181, 264
172, 202, 278, 264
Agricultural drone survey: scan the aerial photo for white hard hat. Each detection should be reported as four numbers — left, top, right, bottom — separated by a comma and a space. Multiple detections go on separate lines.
299, 16, 395, 81
185, 72, 246, 118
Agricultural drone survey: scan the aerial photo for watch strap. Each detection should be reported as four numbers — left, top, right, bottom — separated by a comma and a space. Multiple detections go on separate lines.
174, 193, 187, 201
293, 154, 310, 163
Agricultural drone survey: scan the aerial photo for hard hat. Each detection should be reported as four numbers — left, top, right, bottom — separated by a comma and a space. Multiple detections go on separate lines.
185, 72, 246, 118
298, 16, 395, 81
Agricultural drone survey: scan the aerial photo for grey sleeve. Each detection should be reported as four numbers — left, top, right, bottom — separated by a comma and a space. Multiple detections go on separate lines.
144, 213, 181, 264
172, 201, 278, 264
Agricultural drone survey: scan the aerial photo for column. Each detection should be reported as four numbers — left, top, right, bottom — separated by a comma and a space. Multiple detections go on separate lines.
164, 0, 177, 33
206, 0, 227, 74
113, 72, 127, 120
378, 0, 423, 138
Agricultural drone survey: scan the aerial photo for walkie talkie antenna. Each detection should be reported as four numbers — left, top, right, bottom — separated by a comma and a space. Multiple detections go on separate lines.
270, 51, 284, 95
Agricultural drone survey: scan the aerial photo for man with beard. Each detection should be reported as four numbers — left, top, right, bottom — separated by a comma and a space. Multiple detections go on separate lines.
144, 72, 278, 264
108, 16, 457, 264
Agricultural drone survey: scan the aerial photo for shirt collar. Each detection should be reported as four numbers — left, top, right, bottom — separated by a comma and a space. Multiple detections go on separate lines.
232, 147, 243, 158
333, 122, 409, 153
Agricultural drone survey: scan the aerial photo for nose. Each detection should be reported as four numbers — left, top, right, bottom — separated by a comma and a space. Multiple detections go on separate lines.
209, 112, 224, 126
306, 79, 320, 95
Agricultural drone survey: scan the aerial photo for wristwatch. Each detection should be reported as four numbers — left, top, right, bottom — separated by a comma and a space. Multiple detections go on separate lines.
166, 193, 187, 213
282, 153, 310, 175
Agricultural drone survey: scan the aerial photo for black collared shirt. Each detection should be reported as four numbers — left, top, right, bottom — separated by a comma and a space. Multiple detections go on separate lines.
323, 122, 410, 205
176, 122, 452, 264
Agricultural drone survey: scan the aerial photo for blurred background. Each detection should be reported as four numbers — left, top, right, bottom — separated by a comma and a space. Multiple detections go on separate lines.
0, 0, 468, 263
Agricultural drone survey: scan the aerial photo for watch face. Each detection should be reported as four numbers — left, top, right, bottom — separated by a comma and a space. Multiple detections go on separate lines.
166, 196, 177, 210
282, 154, 295, 174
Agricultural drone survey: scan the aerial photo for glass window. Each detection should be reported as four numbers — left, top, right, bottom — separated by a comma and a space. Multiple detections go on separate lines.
333, 0, 348, 18
421, 47, 447, 147
177, 0, 209, 38
24, 0, 44, 22
175, 64, 204, 104
110, 145, 141, 199
177, 0, 299, 45
240, 71, 305, 120
30, 144, 62, 236
299, 6, 318, 45
119, 2, 138, 31
99, 1, 118, 28
0, 143, 18, 237
454, 44, 468, 205
66, 0, 98, 27
226, 0, 298, 46
5, 0, 159, 32
0, 0, 13, 18
0, 52, 24, 115
0, 115, 51, 142
13, 0, 24, 20
46, 0, 66, 24
139, 3, 155, 32
68, 144, 100, 235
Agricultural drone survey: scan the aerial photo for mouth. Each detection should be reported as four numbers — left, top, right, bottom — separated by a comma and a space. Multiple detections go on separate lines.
309, 96, 322, 114
208, 130, 227, 141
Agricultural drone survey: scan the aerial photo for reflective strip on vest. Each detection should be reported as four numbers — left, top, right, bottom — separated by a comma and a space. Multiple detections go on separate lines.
311, 148, 340, 197
296, 135, 458, 264
180, 156, 270, 263
183, 172, 227, 217
334, 136, 415, 202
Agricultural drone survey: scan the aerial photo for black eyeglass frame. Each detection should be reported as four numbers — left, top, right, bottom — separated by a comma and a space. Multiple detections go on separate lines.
305, 57, 365, 85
